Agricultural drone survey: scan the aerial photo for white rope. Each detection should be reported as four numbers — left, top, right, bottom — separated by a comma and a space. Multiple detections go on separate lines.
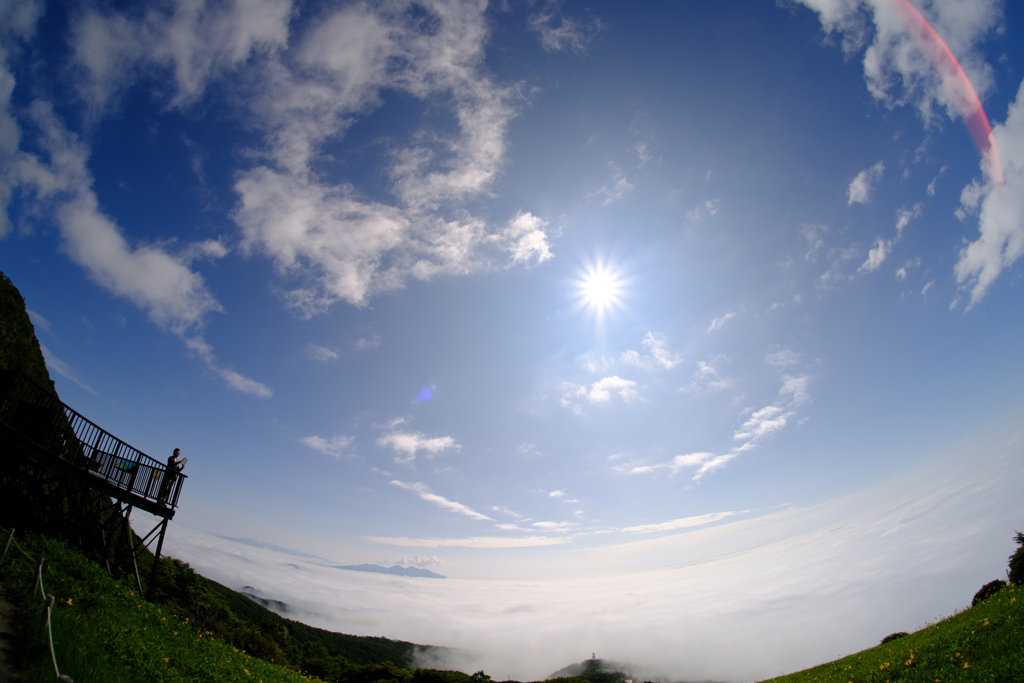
0, 526, 70, 681
45, 597, 61, 679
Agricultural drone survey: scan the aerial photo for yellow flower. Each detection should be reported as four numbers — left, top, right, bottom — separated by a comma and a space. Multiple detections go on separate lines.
65, 598, 72, 606
163, 658, 169, 663
173, 632, 177, 636
964, 663, 970, 669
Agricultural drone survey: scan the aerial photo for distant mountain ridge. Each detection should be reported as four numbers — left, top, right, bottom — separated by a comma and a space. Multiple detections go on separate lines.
334, 563, 446, 579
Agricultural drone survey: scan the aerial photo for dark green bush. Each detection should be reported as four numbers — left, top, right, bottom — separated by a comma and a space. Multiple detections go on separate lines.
1010, 531, 1024, 586
880, 631, 908, 644
972, 579, 1007, 606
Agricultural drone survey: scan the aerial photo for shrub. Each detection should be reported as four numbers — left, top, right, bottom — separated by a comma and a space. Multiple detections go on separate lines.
973, 579, 1007, 606
880, 632, 908, 645
1010, 531, 1024, 586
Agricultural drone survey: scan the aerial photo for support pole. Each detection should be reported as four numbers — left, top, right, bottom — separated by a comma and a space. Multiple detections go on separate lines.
146, 518, 168, 601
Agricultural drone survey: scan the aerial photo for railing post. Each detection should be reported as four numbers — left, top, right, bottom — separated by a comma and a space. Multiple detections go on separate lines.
1, 528, 13, 562
31, 554, 44, 596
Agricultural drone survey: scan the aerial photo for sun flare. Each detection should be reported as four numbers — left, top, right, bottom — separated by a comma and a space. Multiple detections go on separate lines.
574, 262, 626, 320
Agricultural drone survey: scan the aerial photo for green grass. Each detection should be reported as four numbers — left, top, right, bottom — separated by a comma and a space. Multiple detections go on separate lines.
758, 584, 1024, 683
3, 533, 318, 682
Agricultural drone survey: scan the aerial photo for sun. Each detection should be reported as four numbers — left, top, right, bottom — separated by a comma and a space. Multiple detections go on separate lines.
574, 261, 626, 321
582, 269, 619, 307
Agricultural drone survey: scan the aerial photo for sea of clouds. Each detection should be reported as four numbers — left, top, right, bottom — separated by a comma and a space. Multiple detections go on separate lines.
148, 426, 1024, 683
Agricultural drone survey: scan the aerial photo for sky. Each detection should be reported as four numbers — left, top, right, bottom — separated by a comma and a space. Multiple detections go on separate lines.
2, 0, 1024, 680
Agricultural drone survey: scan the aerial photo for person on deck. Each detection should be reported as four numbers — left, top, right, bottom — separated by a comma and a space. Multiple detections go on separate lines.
158, 448, 185, 504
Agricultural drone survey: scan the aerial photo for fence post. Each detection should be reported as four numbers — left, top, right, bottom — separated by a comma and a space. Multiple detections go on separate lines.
1, 527, 13, 562
31, 555, 45, 596
39, 594, 54, 636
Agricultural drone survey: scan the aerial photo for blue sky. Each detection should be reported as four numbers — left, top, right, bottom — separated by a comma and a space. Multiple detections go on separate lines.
3, 0, 1024, 678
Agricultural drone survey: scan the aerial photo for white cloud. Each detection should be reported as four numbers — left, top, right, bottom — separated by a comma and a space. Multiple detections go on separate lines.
926, 166, 947, 196
26, 309, 51, 334
858, 237, 892, 273
687, 199, 720, 221
801, 223, 828, 263
895, 257, 921, 281
528, 5, 600, 53
185, 335, 273, 398
1, 96, 270, 396
70, 0, 292, 111
895, 202, 923, 235
68, 0, 538, 317
765, 347, 800, 368
39, 344, 95, 394
590, 164, 633, 205
394, 554, 442, 568
391, 480, 492, 521
622, 511, 737, 534
13, 101, 223, 335
515, 443, 542, 457
301, 434, 354, 458
531, 521, 576, 532
305, 344, 339, 362
378, 431, 460, 465
779, 374, 812, 405
622, 332, 681, 371
795, 0, 1000, 131
354, 334, 381, 351
954, 78, 1024, 309
861, 203, 923, 273
707, 312, 734, 332
560, 375, 638, 414
682, 361, 732, 394
364, 535, 569, 548
669, 452, 715, 476
497, 211, 553, 266
847, 161, 884, 205
549, 490, 566, 499
162, 438, 1022, 682
581, 376, 637, 403
734, 405, 793, 444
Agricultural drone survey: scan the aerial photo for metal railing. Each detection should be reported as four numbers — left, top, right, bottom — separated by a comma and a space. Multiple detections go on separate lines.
0, 370, 186, 509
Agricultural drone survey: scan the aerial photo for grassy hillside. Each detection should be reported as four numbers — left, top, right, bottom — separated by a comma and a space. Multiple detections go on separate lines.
2, 531, 484, 683
758, 584, 1023, 683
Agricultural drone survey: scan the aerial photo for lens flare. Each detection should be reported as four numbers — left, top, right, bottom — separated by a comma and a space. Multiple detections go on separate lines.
895, 0, 1004, 187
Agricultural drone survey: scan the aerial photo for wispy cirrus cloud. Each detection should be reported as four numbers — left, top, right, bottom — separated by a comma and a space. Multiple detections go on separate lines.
39, 344, 95, 394
621, 511, 738, 534
624, 348, 813, 482
528, 2, 601, 54
364, 535, 570, 548
391, 480, 492, 521
708, 312, 734, 332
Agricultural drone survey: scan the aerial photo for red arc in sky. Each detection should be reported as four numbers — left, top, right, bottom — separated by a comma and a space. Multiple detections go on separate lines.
895, 0, 1004, 187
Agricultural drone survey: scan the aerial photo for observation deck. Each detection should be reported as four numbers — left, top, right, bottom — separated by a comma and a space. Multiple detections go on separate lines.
0, 370, 186, 517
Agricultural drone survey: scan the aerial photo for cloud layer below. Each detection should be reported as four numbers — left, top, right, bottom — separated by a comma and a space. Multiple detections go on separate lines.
159, 424, 1024, 683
